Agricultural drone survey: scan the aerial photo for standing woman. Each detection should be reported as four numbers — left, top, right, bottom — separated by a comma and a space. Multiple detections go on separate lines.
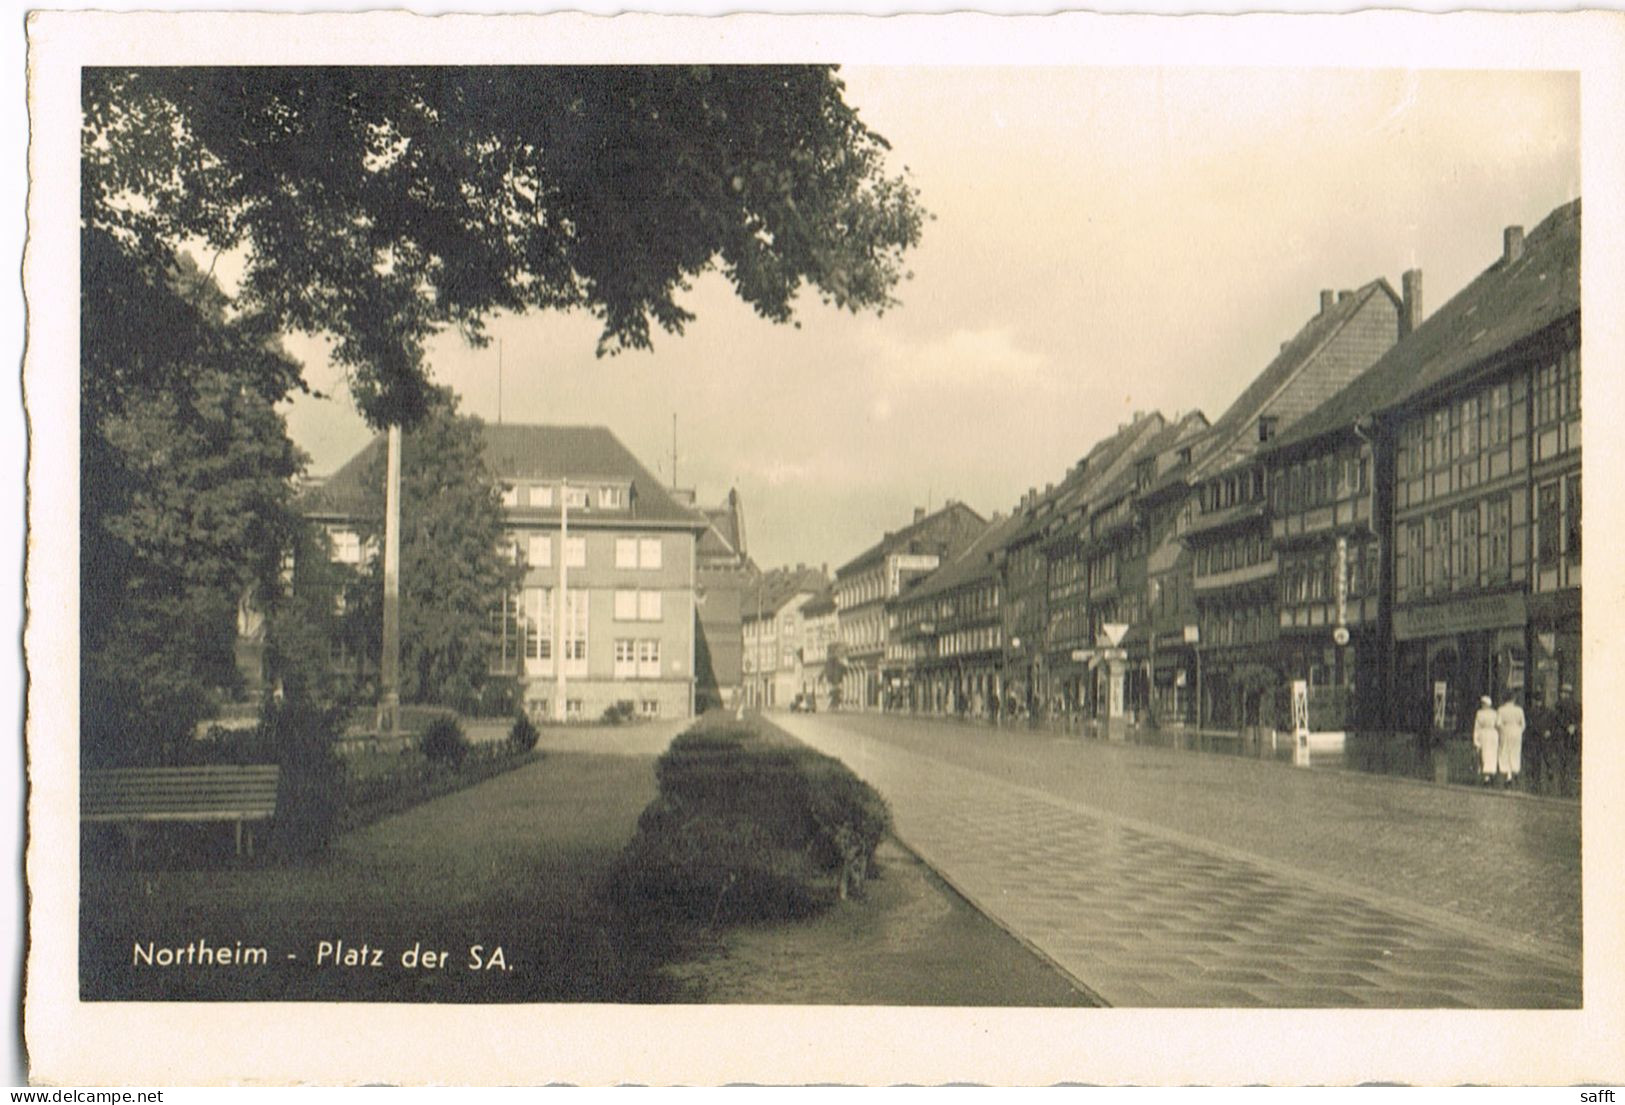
1473, 695, 1500, 786
1497, 692, 1527, 788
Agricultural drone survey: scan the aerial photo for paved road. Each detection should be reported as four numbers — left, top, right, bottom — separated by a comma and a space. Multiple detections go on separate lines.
774, 710, 1580, 1008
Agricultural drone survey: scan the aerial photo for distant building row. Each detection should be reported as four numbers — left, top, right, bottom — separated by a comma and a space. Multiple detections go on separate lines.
820, 199, 1580, 740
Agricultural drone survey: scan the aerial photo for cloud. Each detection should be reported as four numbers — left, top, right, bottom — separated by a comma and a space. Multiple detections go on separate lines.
871, 325, 1056, 393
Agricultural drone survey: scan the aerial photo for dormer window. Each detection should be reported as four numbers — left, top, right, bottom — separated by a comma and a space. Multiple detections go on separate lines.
563, 487, 589, 509
1135, 458, 1155, 490
1258, 415, 1279, 443
600, 486, 625, 509
1178, 447, 1192, 466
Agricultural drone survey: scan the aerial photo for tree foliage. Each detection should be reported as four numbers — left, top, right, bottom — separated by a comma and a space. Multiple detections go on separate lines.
341, 393, 523, 710
82, 66, 928, 428
81, 250, 308, 766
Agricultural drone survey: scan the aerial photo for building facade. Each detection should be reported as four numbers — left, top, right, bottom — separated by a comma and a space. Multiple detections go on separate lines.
307, 424, 709, 722
741, 565, 830, 708
834, 502, 987, 709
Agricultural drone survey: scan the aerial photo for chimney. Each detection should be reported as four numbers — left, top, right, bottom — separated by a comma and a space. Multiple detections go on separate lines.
913, 506, 926, 524
1400, 268, 1424, 337
1338, 289, 1353, 302
1319, 290, 1335, 314
1504, 225, 1525, 265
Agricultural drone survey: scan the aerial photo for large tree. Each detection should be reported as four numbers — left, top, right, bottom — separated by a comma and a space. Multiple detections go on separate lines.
340, 394, 524, 711
82, 66, 928, 429
81, 248, 308, 766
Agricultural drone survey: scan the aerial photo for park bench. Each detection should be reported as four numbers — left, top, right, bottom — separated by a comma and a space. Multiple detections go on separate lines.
81, 764, 281, 857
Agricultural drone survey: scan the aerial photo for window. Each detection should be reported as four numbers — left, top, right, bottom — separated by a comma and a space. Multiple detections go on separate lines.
564, 487, 588, 509
566, 699, 583, 720
615, 538, 638, 569
639, 538, 662, 569
639, 591, 663, 622
1456, 504, 1478, 589
1258, 416, 1278, 443
637, 639, 661, 678
530, 485, 554, 508
564, 537, 586, 568
527, 534, 551, 567
524, 587, 553, 661
1489, 384, 1511, 446
639, 700, 660, 718
1427, 512, 1451, 593
1538, 481, 1561, 566
501, 485, 520, 508
614, 590, 638, 621
490, 594, 523, 674
331, 530, 363, 565
1485, 496, 1511, 582
613, 639, 637, 679
1405, 522, 1425, 595
600, 486, 624, 509
562, 590, 588, 664
1566, 473, 1581, 563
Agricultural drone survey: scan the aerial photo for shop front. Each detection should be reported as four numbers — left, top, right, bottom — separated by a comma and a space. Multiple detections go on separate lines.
1393, 589, 1527, 741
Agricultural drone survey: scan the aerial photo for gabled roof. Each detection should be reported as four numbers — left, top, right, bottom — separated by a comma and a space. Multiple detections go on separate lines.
1269, 199, 1580, 456
800, 587, 837, 618
901, 511, 1023, 605
302, 423, 708, 529
1176, 278, 1400, 483
744, 566, 831, 622
836, 501, 987, 577
1090, 411, 1209, 518
698, 490, 748, 563
1004, 413, 1167, 548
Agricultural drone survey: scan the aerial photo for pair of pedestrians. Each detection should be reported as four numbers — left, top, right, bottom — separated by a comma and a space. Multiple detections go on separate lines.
1472, 694, 1527, 787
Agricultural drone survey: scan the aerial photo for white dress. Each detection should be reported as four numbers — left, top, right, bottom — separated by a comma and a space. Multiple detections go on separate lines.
1497, 702, 1526, 776
1472, 707, 1500, 775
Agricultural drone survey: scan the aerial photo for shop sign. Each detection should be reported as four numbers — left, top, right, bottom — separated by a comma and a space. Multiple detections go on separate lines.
1291, 680, 1311, 767
1393, 591, 1526, 641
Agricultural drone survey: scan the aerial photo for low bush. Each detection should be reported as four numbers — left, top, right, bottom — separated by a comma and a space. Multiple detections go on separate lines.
610, 719, 892, 924
421, 714, 469, 768
510, 710, 539, 753
340, 738, 535, 832
602, 700, 636, 725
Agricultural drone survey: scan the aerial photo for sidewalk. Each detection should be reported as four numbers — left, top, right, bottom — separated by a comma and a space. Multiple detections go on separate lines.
777, 712, 1579, 1008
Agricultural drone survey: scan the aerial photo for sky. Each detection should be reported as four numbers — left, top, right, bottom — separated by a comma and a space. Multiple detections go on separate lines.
278, 66, 1579, 575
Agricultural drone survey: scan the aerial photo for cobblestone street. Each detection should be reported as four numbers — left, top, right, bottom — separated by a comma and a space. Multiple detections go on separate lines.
774, 711, 1580, 1008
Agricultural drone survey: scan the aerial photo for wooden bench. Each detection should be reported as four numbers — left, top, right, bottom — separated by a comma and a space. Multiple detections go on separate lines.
81, 765, 281, 857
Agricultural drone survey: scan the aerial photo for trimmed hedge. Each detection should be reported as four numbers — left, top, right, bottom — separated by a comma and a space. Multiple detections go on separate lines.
610, 719, 891, 924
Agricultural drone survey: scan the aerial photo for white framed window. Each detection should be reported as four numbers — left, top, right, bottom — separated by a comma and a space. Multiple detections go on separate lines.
639, 538, 663, 569
523, 587, 552, 662
615, 538, 639, 569
637, 639, 661, 678
330, 530, 363, 565
600, 487, 624, 509
613, 639, 637, 679
639, 699, 660, 718
564, 536, 586, 567
614, 590, 638, 621
564, 487, 588, 509
527, 534, 551, 567
501, 485, 520, 508
530, 485, 554, 508
566, 699, 583, 720
638, 591, 663, 622
562, 589, 589, 673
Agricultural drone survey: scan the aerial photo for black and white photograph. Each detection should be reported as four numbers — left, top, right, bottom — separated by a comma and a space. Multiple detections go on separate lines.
19, 6, 1625, 1088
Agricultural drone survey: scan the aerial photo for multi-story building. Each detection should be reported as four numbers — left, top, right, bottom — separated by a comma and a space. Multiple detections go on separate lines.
307, 424, 710, 721
741, 564, 830, 708
1178, 277, 1412, 730
1268, 199, 1580, 739
680, 487, 754, 712
796, 587, 840, 707
1079, 413, 1211, 724
834, 502, 987, 709
1035, 413, 1172, 716
890, 512, 1019, 717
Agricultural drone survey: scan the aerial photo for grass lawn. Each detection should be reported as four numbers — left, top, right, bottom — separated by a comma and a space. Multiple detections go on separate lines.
81, 752, 671, 1003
